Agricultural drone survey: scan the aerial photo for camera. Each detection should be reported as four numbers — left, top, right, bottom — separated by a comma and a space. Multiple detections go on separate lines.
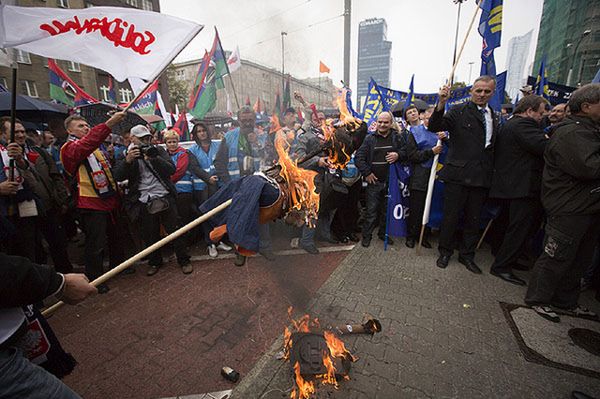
138, 144, 159, 158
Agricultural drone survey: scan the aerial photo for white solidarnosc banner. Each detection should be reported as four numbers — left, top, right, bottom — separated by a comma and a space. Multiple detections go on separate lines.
0, 5, 203, 82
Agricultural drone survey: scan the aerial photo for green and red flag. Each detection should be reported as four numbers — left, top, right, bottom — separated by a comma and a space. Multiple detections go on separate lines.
48, 59, 97, 107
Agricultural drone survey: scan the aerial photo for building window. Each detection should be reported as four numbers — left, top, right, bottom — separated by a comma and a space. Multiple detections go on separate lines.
16, 50, 31, 64
119, 88, 133, 103
126, 0, 138, 7
57, 0, 69, 8
141, 0, 153, 11
20, 80, 38, 97
99, 85, 111, 102
0, 77, 8, 91
68, 61, 81, 72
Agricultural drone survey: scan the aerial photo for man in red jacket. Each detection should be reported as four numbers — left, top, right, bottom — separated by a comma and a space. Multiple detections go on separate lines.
60, 111, 126, 294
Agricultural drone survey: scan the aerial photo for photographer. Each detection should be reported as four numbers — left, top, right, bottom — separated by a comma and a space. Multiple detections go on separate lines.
114, 125, 192, 276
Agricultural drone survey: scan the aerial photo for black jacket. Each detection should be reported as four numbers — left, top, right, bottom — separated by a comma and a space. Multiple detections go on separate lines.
490, 115, 548, 199
407, 133, 435, 191
541, 115, 600, 216
114, 146, 176, 217
355, 129, 410, 178
0, 252, 63, 309
428, 101, 499, 188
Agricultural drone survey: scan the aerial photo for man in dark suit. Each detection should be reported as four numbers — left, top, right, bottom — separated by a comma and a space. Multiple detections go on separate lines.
428, 76, 499, 273
489, 95, 549, 285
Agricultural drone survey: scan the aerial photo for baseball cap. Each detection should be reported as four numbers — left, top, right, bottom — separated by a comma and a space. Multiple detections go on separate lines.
130, 125, 151, 138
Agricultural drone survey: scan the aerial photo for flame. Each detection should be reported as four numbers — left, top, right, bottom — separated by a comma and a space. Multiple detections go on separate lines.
274, 131, 319, 227
324, 330, 357, 362
291, 362, 315, 399
320, 351, 338, 387
336, 88, 361, 130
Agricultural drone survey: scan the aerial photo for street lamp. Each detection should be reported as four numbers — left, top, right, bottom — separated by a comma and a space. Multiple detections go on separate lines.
566, 29, 591, 86
451, 0, 468, 85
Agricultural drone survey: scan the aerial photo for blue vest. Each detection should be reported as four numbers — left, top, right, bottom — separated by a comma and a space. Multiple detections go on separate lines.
224, 128, 261, 181
188, 141, 219, 191
410, 125, 438, 168
170, 150, 193, 193
341, 154, 359, 178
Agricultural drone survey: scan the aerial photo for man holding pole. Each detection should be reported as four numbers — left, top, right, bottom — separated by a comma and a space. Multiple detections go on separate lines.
428, 76, 498, 273
60, 112, 126, 294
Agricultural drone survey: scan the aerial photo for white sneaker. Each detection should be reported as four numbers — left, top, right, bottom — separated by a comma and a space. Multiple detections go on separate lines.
208, 244, 218, 258
217, 241, 232, 252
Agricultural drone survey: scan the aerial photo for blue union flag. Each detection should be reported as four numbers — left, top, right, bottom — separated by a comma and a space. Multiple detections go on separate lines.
478, 0, 503, 77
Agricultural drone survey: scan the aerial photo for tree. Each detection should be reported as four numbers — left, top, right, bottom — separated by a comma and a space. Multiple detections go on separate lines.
450, 81, 467, 91
166, 64, 189, 111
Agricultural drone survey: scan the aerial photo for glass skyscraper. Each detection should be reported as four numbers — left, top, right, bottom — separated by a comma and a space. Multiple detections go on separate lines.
356, 18, 392, 108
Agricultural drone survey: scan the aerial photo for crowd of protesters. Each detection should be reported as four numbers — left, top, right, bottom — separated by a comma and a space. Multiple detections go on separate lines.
1, 80, 599, 308
1, 77, 599, 398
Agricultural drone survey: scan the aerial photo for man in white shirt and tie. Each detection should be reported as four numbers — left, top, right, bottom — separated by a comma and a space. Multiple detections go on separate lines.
428, 76, 499, 273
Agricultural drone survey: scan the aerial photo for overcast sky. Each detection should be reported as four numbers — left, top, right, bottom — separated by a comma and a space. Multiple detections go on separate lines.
161, 0, 543, 94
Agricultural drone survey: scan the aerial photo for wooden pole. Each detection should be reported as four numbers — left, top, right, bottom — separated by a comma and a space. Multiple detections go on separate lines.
42, 199, 232, 316
416, 139, 441, 256
417, 4, 481, 254
476, 218, 494, 250
448, 4, 481, 84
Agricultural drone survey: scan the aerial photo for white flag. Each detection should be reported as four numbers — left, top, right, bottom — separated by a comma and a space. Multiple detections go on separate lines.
0, 5, 202, 82
227, 46, 241, 73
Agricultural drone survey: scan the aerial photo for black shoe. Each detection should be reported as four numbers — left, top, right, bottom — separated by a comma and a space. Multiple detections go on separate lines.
436, 255, 450, 269
490, 271, 526, 286
572, 391, 597, 399
458, 257, 482, 274
234, 253, 247, 267
379, 236, 393, 245
300, 244, 319, 255
532, 305, 560, 323
338, 236, 350, 244
97, 283, 110, 294
421, 240, 432, 249
347, 233, 360, 242
146, 265, 160, 276
361, 236, 371, 248
405, 238, 415, 248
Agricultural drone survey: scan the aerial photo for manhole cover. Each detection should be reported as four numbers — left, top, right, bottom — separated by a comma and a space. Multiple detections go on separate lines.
569, 328, 600, 357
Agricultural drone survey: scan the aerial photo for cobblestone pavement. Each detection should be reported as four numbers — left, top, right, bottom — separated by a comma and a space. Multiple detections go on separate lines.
48, 244, 350, 399
232, 239, 600, 399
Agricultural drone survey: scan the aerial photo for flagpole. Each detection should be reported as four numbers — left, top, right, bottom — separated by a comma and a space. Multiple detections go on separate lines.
42, 198, 232, 316
215, 28, 240, 110
416, 140, 441, 255
417, 3, 481, 254
448, 3, 481, 84
8, 67, 17, 180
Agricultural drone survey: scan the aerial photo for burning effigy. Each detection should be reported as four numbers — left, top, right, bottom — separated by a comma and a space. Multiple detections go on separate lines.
199, 89, 363, 264
281, 307, 382, 399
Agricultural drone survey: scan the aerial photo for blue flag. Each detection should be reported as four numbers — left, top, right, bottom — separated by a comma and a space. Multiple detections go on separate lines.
386, 163, 411, 244
535, 57, 549, 99
478, 0, 503, 78
404, 74, 415, 111
344, 87, 362, 119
